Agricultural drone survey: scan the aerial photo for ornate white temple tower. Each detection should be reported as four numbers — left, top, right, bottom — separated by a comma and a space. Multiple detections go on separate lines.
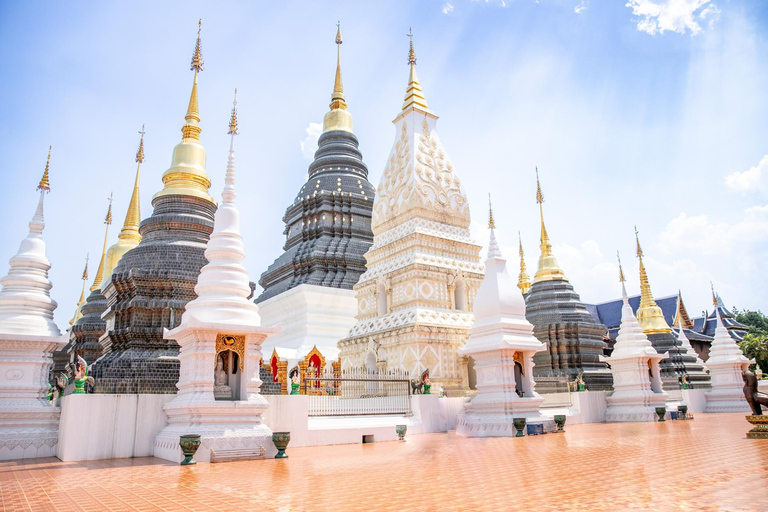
154, 93, 278, 463
338, 31, 484, 395
0, 149, 66, 460
456, 204, 547, 436
601, 255, 668, 422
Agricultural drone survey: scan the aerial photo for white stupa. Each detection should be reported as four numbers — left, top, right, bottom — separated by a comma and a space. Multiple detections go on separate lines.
675, 317, 705, 366
0, 148, 67, 460
456, 202, 548, 437
601, 255, 668, 422
704, 309, 752, 413
154, 92, 279, 463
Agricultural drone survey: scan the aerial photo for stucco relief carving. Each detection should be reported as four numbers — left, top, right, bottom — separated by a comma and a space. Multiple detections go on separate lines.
5, 369, 23, 380
374, 122, 412, 226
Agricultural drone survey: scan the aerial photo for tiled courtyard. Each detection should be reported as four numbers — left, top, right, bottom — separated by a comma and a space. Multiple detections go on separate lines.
1, 413, 765, 512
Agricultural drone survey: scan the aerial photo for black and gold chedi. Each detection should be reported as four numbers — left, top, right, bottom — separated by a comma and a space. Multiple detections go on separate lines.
91, 22, 218, 393
257, 24, 375, 303
524, 170, 612, 392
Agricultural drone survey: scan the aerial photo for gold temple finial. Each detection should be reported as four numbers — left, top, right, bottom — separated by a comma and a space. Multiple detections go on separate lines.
533, 167, 567, 284
329, 21, 347, 111
400, 27, 431, 114
228, 88, 238, 135
136, 124, 145, 163
617, 251, 625, 282
90, 197, 113, 292
182, 20, 203, 140
518, 231, 531, 294
38, 146, 51, 192
634, 226, 671, 334
70, 254, 90, 326
710, 281, 718, 306
488, 193, 495, 229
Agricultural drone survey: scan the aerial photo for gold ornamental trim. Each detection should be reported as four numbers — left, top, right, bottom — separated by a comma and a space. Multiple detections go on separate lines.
215, 333, 245, 372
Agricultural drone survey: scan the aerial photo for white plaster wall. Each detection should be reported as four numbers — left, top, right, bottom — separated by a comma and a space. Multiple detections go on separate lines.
682, 389, 708, 414
57, 394, 172, 461
258, 285, 357, 361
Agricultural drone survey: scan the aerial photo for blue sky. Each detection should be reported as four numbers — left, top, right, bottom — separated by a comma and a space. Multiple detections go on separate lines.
1, 0, 767, 329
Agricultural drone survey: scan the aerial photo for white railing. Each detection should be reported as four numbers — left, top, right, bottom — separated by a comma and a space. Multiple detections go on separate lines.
305, 368, 412, 417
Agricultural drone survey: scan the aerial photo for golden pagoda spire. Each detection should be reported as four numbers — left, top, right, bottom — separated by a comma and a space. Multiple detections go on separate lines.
229, 89, 238, 135
69, 255, 89, 326
634, 226, 671, 334
518, 231, 531, 295
183, 19, 203, 139
400, 27, 432, 115
101, 127, 145, 285
153, 20, 213, 204
533, 167, 567, 284
488, 193, 496, 229
617, 251, 628, 302
323, 22, 354, 133
90, 195, 113, 292
38, 146, 51, 192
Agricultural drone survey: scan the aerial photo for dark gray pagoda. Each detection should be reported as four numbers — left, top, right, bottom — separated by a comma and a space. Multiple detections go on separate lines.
525, 172, 612, 392
91, 25, 216, 394
257, 26, 374, 303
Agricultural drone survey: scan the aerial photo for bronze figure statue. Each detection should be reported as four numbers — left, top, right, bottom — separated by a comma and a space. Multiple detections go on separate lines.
742, 370, 768, 416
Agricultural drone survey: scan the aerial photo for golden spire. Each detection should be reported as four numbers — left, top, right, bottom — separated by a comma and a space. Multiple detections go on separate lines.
153, 20, 213, 204
323, 22, 353, 133
533, 167, 567, 284
617, 251, 626, 283
330, 22, 347, 111
228, 89, 238, 135
518, 231, 531, 295
710, 281, 718, 306
38, 146, 51, 192
672, 290, 694, 330
400, 27, 432, 115
90, 195, 113, 292
634, 226, 671, 334
183, 19, 203, 140
488, 193, 496, 229
69, 255, 89, 326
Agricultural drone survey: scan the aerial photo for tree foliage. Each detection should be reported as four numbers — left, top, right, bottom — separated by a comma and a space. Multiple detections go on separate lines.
734, 309, 768, 374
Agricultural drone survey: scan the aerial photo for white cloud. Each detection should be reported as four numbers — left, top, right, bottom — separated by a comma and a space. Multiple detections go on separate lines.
299, 122, 322, 161
470, 0, 507, 7
575, 0, 589, 14
625, 0, 719, 35
442, 2, 455, 14
726, 155, 768, 196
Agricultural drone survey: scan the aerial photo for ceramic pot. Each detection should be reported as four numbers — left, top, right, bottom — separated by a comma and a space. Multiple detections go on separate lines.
273, 431, 291, 458
395, 424, 407, 441
554, 415, 566, 432
179, 434, 201, 465
513, 418, 526, 437
655, 407, 667, 422
677, 405, 688, 419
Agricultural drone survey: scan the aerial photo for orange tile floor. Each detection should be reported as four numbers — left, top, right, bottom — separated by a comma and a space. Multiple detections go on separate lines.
1, 413, 765, 512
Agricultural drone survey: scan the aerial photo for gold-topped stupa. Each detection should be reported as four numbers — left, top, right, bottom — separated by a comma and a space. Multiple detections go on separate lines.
323, 22, 354, 133
153, 20, 214, 204
90, 197, 113, 292
634, 227, 671, 334
533, 168, 568, 284
100, 127, 145, 286
518, 232, 531, 294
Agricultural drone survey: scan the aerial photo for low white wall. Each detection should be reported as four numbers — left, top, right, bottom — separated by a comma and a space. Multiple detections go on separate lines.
57, 394, 172, 461
541, 391, 607, 425
682, 388, 707, 413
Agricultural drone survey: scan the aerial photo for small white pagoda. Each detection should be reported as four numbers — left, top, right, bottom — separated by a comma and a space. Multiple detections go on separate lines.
154, 93, 278, 463
601, 254, 668, 422
456, 203, 547, 437
705, 309, 752, 413
0, 149, 67, 460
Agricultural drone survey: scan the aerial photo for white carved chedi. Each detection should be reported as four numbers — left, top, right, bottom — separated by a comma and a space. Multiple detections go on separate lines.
338, 66, 483, 395
601, 278, 668, 422
0, 173, 66, 461
704, 311, 752, 413
456, 226, 548, 437
154, 110, 278, 463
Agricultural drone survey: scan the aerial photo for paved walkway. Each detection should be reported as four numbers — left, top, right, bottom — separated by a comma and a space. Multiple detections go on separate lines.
1, 413, 764, 511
